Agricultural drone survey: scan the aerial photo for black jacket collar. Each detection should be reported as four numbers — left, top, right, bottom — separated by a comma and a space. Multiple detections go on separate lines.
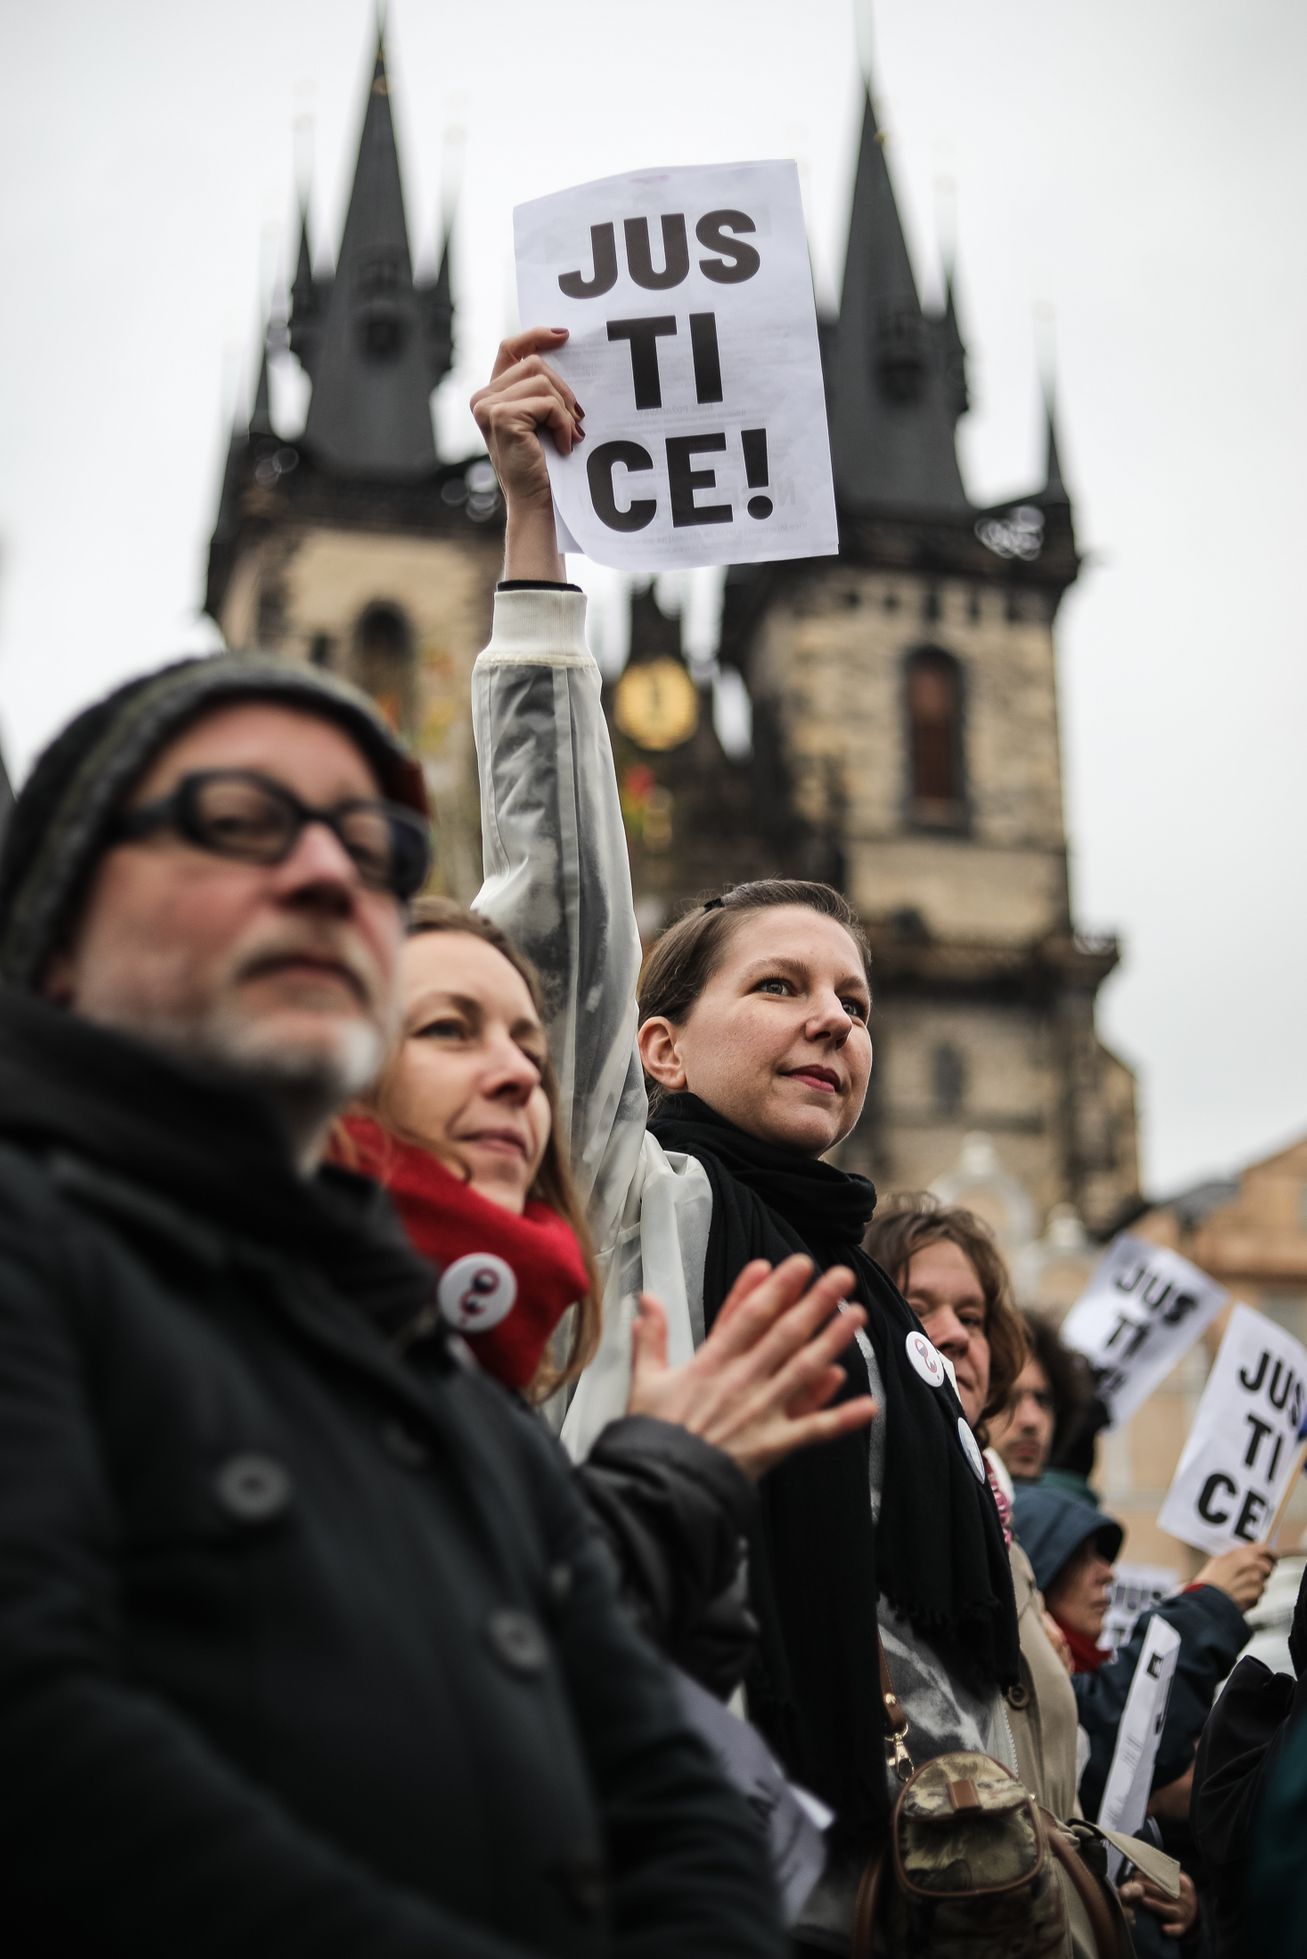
0, 987, 433, 1331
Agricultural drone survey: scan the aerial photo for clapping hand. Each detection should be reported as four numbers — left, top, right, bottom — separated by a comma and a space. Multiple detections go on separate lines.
626, 1255, 877, 1480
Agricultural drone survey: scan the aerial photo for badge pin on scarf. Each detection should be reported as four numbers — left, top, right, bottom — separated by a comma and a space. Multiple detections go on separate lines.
905, 1329, 946, 1387
438, 1253, 517, 1331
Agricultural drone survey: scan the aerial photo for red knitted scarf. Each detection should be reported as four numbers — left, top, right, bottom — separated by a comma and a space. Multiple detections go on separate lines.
1057, 1617, 1111, 1675
341, 1114, 588, 1393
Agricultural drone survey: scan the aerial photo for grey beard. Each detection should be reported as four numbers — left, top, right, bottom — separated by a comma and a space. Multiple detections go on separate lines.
128, 1010, 387, 1173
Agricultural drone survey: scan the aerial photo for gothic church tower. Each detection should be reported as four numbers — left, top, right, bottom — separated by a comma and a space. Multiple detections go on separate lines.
205, 33, 503, 894
715, 86, 1140, 1229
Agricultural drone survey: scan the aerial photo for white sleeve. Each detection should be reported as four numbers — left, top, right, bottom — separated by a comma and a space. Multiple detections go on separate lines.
471, 588, 648, 1264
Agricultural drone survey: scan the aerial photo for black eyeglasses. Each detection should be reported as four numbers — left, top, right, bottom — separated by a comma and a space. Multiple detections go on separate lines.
108, 769, 432, 900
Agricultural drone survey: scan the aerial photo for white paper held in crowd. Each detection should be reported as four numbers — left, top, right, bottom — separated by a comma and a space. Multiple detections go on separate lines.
671, 1669, 831, 1927
513, 161, 838, 571
1157, 1302, 1307, 1555
1096, 1615, 1182, 1875
1059, 1233, 1227, 1426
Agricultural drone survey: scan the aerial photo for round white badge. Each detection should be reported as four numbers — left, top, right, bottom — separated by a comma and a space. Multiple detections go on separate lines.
437, 1253, 517, 1332
958, 1416, 987, 1483
905, 1329, 947, 1388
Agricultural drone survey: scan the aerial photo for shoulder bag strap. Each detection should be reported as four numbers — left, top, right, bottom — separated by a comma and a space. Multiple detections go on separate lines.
852, 1637, 916, 1959
1043, 1811, 1132, 1959
878, 1632, 915, 1784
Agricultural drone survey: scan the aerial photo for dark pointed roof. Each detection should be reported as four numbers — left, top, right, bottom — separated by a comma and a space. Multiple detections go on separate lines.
0, 740, 13, 853
295, 33, 444, 479
419, 209, 454, 400
937, 260, 969, 424
627, 582, 685, 665
1040, 381, 1068, 505
249, 325, 275, 438
288, 197, 323, 370
824, 89, 970, 517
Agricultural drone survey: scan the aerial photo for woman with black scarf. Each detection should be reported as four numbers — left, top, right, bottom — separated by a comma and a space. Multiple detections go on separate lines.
469, 328, 1019, 1951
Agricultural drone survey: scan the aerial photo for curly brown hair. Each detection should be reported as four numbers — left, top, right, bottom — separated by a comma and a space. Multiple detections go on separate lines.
362, 896, 602, 1405
864, 1194, 1030, 1445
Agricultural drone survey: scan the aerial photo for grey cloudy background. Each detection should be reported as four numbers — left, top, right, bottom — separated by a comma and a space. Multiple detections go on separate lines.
1, 0, 1302, 1199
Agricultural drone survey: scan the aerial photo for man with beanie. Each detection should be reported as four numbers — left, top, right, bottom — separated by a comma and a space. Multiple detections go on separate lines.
0, 654, 784, 1959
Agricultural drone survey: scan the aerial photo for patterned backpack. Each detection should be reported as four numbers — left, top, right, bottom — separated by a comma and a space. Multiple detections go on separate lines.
851, 1646, 1131, 1958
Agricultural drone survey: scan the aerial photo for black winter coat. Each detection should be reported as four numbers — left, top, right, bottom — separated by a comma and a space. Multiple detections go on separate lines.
0, 991, 783, 1959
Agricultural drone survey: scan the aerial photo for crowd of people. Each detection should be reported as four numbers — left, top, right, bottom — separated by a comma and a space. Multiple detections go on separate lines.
0, 324, 1302, 1955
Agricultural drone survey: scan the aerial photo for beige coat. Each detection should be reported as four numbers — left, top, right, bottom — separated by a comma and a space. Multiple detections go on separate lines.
1007, 1540, 1083, 1820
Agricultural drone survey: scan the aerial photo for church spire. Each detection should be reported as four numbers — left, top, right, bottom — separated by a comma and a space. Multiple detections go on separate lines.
297, 27, 446, 479
824, 84, 970, 516
1040, 378, 1068, 505
937, 257, 969, 425
288, 194, 323, 375
418, 204, 454, 391
249, 321, 274, 438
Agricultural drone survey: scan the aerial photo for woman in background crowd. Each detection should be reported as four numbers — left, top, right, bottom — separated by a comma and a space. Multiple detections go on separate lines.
467, 327, 1019, 1956
871, 1199, 1203, 1948
864, 1198, 1080, 1812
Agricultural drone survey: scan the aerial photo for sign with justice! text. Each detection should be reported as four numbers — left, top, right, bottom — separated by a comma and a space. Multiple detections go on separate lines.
514, 160, 838, 571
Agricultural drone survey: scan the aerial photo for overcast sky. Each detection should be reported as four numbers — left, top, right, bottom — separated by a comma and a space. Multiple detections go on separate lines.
2, 0, 1303, 1201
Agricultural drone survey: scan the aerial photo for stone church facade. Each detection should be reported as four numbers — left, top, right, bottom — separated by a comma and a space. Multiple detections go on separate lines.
206, 31, 1142, 1240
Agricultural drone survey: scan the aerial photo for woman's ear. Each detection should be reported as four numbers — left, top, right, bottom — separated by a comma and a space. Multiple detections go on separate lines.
637, 1016, 688, 1090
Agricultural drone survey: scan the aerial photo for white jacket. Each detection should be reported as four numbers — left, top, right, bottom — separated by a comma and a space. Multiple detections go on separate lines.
473, 586, 712, 1457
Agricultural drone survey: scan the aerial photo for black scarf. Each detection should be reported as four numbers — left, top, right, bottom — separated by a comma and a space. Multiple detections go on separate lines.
651, 1093, 1018, 1836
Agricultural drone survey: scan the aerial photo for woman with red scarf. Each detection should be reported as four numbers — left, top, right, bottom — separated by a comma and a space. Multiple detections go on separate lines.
340, 896, 875, 1691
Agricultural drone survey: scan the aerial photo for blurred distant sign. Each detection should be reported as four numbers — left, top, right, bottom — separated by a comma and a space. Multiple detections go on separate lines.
1103, 1563, 1180, 1656
1159, 1303, 1307, 1555
1060, 1233, 1227, 1426
514, 161, 837, 572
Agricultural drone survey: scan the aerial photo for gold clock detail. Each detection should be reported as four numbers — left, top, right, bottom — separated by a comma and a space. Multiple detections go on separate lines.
613, 658, 700, 752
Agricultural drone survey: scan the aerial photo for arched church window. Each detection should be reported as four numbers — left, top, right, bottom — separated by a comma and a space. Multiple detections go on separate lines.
350, 601, 416, 738
904, 646, 967, 829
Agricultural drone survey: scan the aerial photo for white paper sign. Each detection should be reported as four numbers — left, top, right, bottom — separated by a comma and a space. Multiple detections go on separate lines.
513, 161, 838, 571
1157, 1302, 1307, 1555
1096, 1615, 1182, 1856
1103, 1563, 1180, 1656
671, 1668, 831, 1926
1059, 1233, 1227, 1426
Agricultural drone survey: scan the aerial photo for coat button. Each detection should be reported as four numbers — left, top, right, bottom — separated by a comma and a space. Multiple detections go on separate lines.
1006, 1680, 1032, 1711
213, 1454, 291, 1525
554, 1856, 606, 1919
547, 1561, 573, 1607
486, 1608, 549, 1677
380, 1418, 431, 1469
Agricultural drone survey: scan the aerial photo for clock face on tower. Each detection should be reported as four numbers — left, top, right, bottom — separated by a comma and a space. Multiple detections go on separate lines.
613, 658, 700, 753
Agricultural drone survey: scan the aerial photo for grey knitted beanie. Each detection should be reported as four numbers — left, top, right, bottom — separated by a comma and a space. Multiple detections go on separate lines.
0, 652, 430, 992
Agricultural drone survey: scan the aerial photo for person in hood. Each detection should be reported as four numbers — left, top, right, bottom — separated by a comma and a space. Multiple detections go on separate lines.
1013, 1484, 1272, 1819
0, 653, 787, 1958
